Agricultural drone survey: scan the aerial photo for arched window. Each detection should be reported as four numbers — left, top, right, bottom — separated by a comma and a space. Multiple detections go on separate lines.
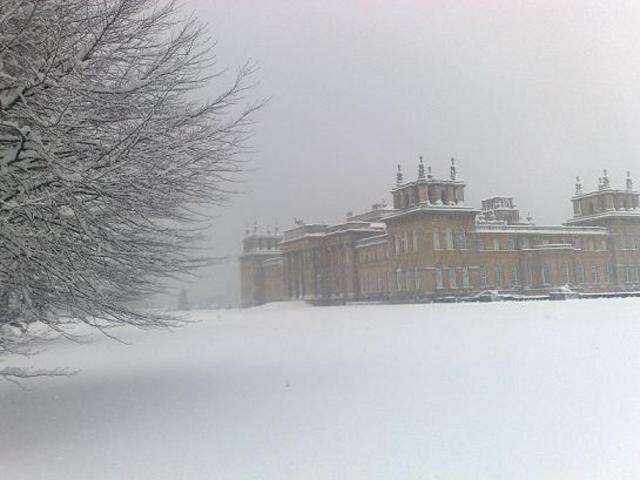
512, 265, 520, 286
480, 266, 488, 287
449, 267, 457, 289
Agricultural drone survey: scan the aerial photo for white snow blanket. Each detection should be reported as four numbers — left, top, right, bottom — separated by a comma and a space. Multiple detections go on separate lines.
2, 299, 640, 479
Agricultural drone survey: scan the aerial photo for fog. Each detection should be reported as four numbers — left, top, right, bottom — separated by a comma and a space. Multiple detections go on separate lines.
178, 0, 640, 307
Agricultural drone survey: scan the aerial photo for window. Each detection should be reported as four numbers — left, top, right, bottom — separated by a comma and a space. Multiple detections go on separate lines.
591, 265, 599, 284
406, 269, 414, 291
449, 267, 457, 289
495, 265, 503, 287
522, 237, 530, 249
414, 267, 420, 290
396, 269, 402, 290
542, 264, 552, 285
446, 229, 454, 250
480, 267, 488, 287
455, 230, 467, 250
462, 267, 470, 289
599, 239, 607, 251
394, 236, 400, 256
477, 238, 485, 251
606, 263, 614, 283
564, 262, 571, 284
506, 237, 515, 250
433, 229, 440, 250
512, 265, 520, 286
435, 268, 444, 289
412, 230, 418, 252
493, 238, 500, 251
403, 232, 409, 253
576, 264, 585, 284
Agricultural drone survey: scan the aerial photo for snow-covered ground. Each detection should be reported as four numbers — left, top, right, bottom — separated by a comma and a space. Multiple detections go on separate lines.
2, 299, 640, 480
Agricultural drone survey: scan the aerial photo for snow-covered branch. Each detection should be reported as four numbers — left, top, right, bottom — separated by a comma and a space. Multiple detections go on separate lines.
0, 0, 261, 372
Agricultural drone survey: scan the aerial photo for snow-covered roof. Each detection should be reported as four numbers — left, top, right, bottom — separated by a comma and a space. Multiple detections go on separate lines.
566, 210, 640, 224
355, 234, 389, 248
383, 204, 479, 222
475, 224, 609, 236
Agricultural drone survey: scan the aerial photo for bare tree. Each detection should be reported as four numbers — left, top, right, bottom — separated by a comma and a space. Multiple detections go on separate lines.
0, 0, 261, 377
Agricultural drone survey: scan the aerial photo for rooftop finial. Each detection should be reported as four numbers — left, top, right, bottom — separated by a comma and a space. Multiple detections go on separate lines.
627, 171, 633, 191
450, 157, 457, 180
418, 156, 425, 180
575, 176, 582, 195
396, 164, 403, 186
427, 165, 433, 180
602, 169, 610, 189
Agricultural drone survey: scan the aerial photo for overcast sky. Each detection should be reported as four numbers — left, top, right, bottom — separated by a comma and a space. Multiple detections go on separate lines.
176, 0, 640, 306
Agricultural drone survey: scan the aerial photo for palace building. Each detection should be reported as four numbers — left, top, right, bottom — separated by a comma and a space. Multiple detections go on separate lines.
239, 158, 640, 307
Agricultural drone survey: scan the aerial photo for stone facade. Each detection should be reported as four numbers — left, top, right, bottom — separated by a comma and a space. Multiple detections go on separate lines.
239, 228, 284, 307
240, 161, 640, 306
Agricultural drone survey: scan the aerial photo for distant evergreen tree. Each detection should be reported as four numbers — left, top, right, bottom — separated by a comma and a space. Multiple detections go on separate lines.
177, 288, 191, 311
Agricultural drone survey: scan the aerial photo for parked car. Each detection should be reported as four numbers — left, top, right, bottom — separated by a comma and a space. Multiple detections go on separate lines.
549, 285, 580, 300
475, 290, 502, 302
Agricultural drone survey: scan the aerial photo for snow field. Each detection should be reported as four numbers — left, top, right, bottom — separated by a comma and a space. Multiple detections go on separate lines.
2, 299, 640, 479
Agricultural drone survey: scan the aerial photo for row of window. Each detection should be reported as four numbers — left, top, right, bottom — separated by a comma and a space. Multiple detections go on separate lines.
388, 230, 615, 256
477, 263, 616, 288
334, 231, 636, 267
393, 231, 419, 255
358, 244, 389, 263
616, 235, 640, 250
360, 263, 640, 294
360, 269, 421, 294
623, 265, 640, 283
433, 229, 467, 251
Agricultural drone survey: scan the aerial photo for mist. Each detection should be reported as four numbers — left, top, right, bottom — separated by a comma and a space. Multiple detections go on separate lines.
184, 0, 640, 306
